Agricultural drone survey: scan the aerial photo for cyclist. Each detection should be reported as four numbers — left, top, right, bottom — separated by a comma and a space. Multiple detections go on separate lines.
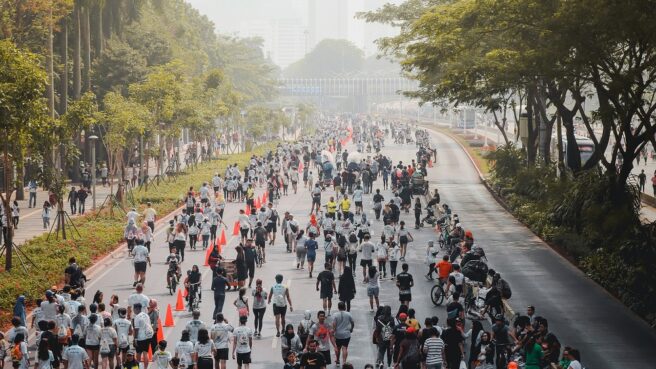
253, 222, 268, 264
184, 266, 202, 312
490, 314, 517, 369
166, 251, 182, 290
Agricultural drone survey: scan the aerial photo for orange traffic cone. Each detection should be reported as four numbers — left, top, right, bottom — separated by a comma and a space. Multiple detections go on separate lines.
255, 197, 260, 209
232, 221, 239, 236
175, 290, 185, 311
219, 229, 227, 246
147, 346, 153, 362
428, 159, 433, 168
164, 304, 175, 326
204, 246, 212, 266
157, 318, 165, 340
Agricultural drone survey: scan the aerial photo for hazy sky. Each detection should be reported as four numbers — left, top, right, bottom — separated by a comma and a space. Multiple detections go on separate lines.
184, 0, 401, 56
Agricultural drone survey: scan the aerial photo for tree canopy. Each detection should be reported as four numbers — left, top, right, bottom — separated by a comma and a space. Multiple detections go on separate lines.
284, 39, 365, 78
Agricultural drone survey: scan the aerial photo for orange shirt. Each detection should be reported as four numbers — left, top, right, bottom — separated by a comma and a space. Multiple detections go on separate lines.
437, 260, 453, 279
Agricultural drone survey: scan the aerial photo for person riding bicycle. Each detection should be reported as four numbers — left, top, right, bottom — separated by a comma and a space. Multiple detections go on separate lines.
184, 266, 202, 312
491, 314, 518, 369
166, 251, 182, 289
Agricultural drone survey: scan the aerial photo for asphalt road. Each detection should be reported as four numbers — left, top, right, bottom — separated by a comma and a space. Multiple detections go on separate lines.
81, 129, 656, 369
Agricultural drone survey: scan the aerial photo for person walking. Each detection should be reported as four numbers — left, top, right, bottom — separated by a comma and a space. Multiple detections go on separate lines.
251, 280, 267, 337
396, 263, 414, 307
68, 187, 78, 215
332, 302, 354, 366
365, 266, 380, 312
337, 266, 356, 312
210, 314, 233, 369
268, 274, 294, 337
192, 329, 215, 369
11, 201, 19, 229
28, 180, 38, 208
232, 316, 253, 369
42, 201, 52, 229
211, 269, 229, 320
316, 263, 337, 315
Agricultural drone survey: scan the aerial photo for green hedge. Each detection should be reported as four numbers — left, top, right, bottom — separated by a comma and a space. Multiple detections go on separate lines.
0, 142, 278, 324
488, 145, 656, 327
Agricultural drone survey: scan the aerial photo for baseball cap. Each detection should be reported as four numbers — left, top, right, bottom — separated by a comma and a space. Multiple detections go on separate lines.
406, 327, 416, 334
399, 313, 408, 320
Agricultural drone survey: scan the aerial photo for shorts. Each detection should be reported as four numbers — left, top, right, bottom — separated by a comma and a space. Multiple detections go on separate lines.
399, 293, 412, 302
100, 345, 117, 358
312, 198, 321, 205
266, 224, 275, 232
355, 201, 362, 208
136, 339, 150, 354
134, 261, 147, 273
320, 291, 333, 299
118, 346, 129, 354
86, 344, 100, 351
273, 304, 287, 317
255, 239, 266, 248
320, 350, 332, 365
360, 259, 372, 268
201, 198, 209, 204
236, 352, 252, 365
327, 213, 335, 219
367, 286, 380, 297
214, 348, 229, 361
307, 254, 316, 263
335, 338, 351, 349
240, 228, 249, 237
400, 236, 409, 244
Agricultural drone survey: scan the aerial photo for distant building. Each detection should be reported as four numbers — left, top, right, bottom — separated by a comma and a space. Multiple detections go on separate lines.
238, 18, 306, 68
307, 0, 349, 49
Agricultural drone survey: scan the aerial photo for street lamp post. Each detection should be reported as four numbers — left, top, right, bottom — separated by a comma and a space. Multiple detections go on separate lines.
89, 135, 98, 210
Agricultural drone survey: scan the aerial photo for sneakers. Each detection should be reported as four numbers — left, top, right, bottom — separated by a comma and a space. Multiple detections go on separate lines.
276, 331, 280, 337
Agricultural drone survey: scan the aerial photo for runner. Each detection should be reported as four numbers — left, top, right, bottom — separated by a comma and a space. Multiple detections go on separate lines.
132, 303, 154, 365
184, 310, 207, 344
305, 233, 319, 278
359, 234, 375, 281
130, 240, 150, 287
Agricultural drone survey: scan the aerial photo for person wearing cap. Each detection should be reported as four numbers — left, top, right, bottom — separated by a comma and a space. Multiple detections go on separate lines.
394, 326, 420, 369
62, 334, 89, 369
126, 284, 149, 320
232, 316, 253, 369
121, 348, 139, 369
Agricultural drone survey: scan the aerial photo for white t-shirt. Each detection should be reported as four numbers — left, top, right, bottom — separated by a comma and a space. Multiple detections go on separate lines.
133, 312, 151, 341
185, 320, 207, 343
126, 211, 139, 224
568, 361, 582, 369
143, 208, 157, 222
132, 245, 149, 263
376, 243, 389, 259
127, 293, 150, 313
175, 341, 194, 368
99, 327, 118, 350
41, 300, 59, 320
210, 323, 234, 349
353, 189, 363, 201
152, 350, 172, 369
449, 271, 464, 286
233, 326, 253, 354
113, 318, 132, 348
85, 324, 101, 345
193, 341, 215, 358
62, 345, 88, 369
239, 214, 250, 228
360, 241, 375, 260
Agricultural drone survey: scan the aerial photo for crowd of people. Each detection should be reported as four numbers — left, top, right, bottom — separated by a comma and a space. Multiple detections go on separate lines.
1, 117, 584, 369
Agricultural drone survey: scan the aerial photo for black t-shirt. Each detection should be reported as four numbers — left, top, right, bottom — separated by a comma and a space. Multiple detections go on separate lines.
244, 247, 257, 263
396, 272, 413, 294
317, 271, 334, 294
65, 264, 82, 285
442, 327, 464, 356
492, 324, 510, 344
254, 227, 267, 242
392, 323, 407, 345
211, 275, 228, 295
300, 351, 326, 369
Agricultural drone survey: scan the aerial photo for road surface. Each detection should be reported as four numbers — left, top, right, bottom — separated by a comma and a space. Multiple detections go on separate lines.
78, 128, 656, 369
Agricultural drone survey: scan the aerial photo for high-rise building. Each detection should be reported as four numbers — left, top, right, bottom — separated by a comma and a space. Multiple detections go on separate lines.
307, 0, 349, 49
238, 18, 306, 68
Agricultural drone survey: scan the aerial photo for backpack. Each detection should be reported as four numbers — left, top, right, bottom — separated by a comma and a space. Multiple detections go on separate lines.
378, 319, 393, 341
337, 246, 346, 260
11, 344, 22, 363
498, 279, 512, 299
402, 340, 421, 366
289, 223, 298, 233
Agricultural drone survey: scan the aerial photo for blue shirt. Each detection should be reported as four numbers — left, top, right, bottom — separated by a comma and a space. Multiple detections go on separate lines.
305, 239, 318, 256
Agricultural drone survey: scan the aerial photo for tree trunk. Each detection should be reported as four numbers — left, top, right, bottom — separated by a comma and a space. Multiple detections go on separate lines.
93, 2, 103, 57
2, 129, 14, 271
82, 6, 91, 92
59, 17, 68, 114
102, 1, 112, 39
72, 3, 81, 100
47, 8, 55, 121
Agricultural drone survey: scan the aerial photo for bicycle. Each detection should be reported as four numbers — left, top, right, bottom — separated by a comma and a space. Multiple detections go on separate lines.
167, 270, 180, 295
430, 280, 446, 306
187, 282, 201, 312
256, 245, 264, 267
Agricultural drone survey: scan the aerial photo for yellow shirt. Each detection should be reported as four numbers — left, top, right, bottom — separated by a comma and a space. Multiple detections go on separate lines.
246, 188, 254, 200
339, 199, 351, 212
326, 201, 337, 214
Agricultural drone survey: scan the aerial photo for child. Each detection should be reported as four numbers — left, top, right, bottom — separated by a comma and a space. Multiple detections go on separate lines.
152, 340, 172, 369
406, 308, 421, 330
283, 351, 299, 369
425, 241, 439, 280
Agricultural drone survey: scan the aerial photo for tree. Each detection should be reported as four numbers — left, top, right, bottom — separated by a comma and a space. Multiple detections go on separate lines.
284, 39, 365, 78
0, 40, 48, 271
93, 38, 147, 98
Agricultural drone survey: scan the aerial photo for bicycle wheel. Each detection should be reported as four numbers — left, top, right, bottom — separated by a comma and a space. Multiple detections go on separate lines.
430, 284, 445, 306
171, 277, 177, 295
